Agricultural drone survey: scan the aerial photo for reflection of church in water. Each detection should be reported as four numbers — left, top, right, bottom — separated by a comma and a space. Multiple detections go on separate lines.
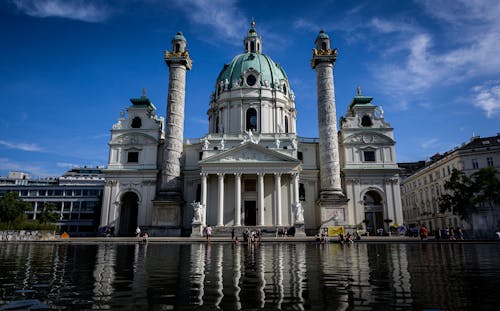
100, 22, 403, 236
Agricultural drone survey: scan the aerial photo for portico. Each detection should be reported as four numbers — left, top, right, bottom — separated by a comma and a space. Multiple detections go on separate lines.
198, 143, 301, 228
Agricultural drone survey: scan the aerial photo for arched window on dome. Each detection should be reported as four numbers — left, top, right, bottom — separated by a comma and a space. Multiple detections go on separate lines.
283, 84, 287, 95
284, 116, 289, 133
175, 43, 180, 53
246, 108, 257, 131
250, 41, 255, 52
321, 42, 327, 50
215, 116, 219, 133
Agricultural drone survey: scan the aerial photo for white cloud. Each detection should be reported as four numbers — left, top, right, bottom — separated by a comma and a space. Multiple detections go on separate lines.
0, 158, 58, 177
421, 138, 439, 149
192, 117, 209, 126
472, 81, 500, 117
0, 139, 43, 152
363, 0, 500, 108
12, 0, 111, 23
56, 162, 78, 168
170, 0, 247, 45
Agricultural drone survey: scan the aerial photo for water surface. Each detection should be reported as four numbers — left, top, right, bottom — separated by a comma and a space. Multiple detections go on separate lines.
1, 242, 499, 310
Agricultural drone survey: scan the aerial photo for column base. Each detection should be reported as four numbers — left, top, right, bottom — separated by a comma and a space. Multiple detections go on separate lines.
317, 190, 349, 228
152, 195, 183, 236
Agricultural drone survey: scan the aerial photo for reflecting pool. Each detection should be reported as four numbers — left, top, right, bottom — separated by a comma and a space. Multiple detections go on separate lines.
1, 242, 499, 310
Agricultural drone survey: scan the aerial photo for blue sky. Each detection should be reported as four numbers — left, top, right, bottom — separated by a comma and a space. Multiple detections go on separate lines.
1, 0, 499, 177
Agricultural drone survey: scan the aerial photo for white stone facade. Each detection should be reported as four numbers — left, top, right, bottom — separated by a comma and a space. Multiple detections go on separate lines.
100, 25, 404, 236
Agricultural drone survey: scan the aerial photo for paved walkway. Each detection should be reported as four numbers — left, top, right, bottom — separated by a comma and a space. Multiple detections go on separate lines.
4, 235, 498, 244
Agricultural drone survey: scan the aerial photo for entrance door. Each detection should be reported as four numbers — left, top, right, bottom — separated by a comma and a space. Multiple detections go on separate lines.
119, 192, 139, 236
244, 201, 257, 226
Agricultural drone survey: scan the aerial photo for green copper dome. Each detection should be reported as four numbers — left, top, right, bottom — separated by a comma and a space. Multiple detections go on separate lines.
216, 52, 288, 89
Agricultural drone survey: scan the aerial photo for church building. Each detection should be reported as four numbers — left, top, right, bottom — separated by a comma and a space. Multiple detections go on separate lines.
100, 22, 403, 236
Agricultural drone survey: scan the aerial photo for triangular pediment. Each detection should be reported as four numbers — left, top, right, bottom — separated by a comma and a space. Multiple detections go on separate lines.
200, 143, 300, 165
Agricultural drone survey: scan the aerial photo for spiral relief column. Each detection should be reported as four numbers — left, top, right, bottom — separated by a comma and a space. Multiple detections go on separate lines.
311, 30, 348, 227
153, 32, 192, 235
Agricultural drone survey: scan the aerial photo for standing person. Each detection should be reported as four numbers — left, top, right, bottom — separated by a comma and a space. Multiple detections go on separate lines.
420, 225, 428, 240
205, 225, 212, 242
135, 227, 141, 237
231, 227, 235, 241
457, 227, 464, 240
449, 227, 456, 240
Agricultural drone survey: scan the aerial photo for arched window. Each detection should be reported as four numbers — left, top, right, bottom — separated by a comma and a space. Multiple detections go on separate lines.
361, 115, 373, 127
250, 41, 255, 52
131, 117, 142, 128
215, 116, 219, 133
246, 108, 257, 131
175, 43, 180, 52
284, 116, 289, 133
322, 42, 327, 50
283, 84, 287, 94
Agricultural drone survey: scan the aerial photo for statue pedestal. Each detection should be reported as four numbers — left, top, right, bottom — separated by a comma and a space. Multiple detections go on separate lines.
294, 223, 306, 237
191, 223, 204, 238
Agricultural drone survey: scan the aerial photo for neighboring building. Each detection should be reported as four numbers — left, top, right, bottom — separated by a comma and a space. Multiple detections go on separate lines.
0, 167, 104, 236
400, 134, 500, 237
100, 23, 404, 236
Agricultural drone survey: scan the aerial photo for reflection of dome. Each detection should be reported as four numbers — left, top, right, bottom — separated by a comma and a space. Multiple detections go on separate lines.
216, 52, 288, 90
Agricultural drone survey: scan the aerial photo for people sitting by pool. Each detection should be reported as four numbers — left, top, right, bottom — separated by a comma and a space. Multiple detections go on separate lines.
346, 232, 354, 244
339, 233, 345, 244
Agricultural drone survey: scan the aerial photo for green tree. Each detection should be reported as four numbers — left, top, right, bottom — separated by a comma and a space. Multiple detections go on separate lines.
38, 202, 60, 224
0, 192, 31, 228
439, 167, 500, 221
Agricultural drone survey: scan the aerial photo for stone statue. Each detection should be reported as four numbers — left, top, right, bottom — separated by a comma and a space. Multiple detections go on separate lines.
377, 106, 384, 118
293, 202, 304, 224
291, 138, 298, 150
203, 137, 210, 150
243, 129, 260, 144
275, 138, 281, 148
191, 201, 203, 224
220, 139, 225, 150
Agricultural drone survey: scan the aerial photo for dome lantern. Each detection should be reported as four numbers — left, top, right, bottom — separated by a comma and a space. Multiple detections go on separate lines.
244, 18, 262, 53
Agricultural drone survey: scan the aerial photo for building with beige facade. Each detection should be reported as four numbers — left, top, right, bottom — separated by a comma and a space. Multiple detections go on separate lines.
400, 134, 500, 237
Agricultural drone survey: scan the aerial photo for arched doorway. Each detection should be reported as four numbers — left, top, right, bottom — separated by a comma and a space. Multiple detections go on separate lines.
363, 190, 384, 235
119, 192, 138, 236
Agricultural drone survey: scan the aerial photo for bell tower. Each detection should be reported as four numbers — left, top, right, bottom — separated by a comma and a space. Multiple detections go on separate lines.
311, 30, 348, 228
153, 32, 192, 235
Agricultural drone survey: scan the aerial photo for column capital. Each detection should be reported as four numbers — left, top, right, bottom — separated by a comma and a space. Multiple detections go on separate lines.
234, 172, 242, 178
200, 172, 208, 177
274, 172, 282, 178
257, 172, 265, 177
217, 173, 225, 178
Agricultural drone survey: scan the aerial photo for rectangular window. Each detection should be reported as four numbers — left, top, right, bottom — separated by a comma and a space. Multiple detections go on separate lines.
128, 151, 139, 163
472, 159, 479, 169
297, 152, 303, 161
487, 157, 494, 167
363, 151, 376, 162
